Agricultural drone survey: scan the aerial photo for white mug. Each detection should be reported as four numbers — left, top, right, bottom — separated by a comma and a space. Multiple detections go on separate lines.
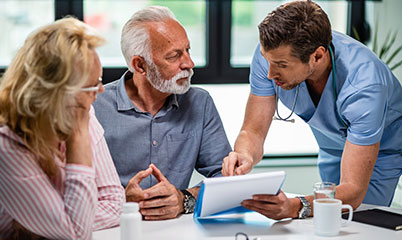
313, 198, 353, 237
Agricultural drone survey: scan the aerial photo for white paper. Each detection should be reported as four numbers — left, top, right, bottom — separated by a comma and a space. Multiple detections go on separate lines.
199, 171, 286, 217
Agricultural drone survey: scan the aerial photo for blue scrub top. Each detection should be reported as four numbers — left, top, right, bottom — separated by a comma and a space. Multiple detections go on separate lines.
250, 31, 402, 206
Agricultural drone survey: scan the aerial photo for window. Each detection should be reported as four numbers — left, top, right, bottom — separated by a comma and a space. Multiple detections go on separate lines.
0, 0, 54, 67
231, 0, 348, 67
365, 0, 402, 81
83, 0, 206, 68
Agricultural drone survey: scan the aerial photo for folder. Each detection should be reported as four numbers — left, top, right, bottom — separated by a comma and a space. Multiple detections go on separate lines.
342, 208, 402, 230
194, 171, 286, 221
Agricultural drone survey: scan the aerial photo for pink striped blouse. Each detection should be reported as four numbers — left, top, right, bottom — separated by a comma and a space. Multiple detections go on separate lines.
0, 106, 125, 239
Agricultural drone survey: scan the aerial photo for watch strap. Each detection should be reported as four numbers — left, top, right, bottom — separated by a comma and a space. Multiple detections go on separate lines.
180, 189, 195, 214
296, 196, 311, 219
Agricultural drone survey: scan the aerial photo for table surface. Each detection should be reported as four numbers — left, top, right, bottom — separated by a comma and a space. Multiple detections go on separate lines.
93, 204, 402, 240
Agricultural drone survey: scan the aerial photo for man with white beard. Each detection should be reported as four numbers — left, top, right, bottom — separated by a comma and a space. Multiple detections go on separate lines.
93, 6, 231, 220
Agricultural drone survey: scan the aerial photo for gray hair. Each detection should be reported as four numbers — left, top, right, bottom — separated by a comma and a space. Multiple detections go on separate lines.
121, 6, 178, 72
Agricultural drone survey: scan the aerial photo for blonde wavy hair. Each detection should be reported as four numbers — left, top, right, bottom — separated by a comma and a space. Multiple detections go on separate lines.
0, 17, 105, 177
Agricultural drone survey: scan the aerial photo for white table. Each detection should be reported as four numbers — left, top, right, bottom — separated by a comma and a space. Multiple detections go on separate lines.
93, 205, 402, 240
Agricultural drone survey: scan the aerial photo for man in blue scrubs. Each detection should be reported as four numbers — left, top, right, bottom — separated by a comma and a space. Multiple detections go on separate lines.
94, 6, 231, 220
222, 0, 402, 219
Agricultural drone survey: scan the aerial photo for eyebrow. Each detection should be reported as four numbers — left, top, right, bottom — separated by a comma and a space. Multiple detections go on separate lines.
166, 45, 191, 58
260, 49, 288, 65
171, 43, 191, 53
170, 49, 182, 54
272, 60, 288, 64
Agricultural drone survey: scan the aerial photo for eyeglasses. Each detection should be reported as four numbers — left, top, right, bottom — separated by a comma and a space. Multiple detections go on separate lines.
80, 77, 103, 92
235, 232, 260, 240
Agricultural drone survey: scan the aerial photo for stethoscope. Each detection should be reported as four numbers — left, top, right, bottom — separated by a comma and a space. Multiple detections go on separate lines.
273, 45, 340, 125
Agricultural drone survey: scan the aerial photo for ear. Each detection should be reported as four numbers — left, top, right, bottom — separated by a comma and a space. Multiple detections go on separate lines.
310, 46, 327, 64
131, 56, 147, 75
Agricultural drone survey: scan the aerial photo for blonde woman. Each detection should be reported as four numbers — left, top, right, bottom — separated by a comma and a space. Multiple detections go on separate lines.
0, 18, 125, 239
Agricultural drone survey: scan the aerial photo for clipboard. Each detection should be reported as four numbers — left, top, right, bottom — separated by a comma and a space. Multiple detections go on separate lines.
194, 171, 286, 220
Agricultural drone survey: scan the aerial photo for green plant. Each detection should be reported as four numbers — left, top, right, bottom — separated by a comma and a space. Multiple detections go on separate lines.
353, 21, 402, 71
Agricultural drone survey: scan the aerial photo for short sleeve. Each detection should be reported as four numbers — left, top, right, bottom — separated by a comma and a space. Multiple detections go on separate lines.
249, 44, 275, 96
341, 63, 388, 146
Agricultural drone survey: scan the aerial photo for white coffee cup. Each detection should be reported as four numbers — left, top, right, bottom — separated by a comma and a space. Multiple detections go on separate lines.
313, 198, 353, 237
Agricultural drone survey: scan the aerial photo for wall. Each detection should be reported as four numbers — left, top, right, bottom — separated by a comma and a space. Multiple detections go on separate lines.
195, 84, 319, 155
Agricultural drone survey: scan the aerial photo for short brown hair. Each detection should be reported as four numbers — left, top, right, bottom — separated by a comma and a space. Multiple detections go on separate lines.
258, 0, 332, 63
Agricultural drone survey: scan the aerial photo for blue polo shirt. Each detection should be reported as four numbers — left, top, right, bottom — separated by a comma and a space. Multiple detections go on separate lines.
93, 71, 232, 189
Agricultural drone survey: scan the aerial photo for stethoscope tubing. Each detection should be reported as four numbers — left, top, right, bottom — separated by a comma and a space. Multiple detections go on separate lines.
273, 84, 299, 123
273, 45, 342, 125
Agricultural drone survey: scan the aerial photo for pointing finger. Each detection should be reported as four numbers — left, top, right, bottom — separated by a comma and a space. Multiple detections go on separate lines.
226, 152, 238, 176
236, 161, 251, 175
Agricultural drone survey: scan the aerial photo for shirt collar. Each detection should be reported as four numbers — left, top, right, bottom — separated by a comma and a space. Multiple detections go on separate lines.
167, 93, 179, 110
116, 70, 179, 112
116, 71, 136, 111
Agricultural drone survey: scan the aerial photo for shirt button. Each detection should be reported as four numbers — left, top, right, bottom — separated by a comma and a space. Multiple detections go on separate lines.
152, 140, 157, 146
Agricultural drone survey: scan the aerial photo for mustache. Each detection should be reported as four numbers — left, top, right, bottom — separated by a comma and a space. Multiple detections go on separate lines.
172, 69, 194, 81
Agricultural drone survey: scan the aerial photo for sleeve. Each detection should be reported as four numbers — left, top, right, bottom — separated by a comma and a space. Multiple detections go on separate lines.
89, 106, 125, 231
0, 206, 12, 238
195, 93, 232, 178
0, 137, 97, 240
340, 63, 388, 146
249, 44, 276, 96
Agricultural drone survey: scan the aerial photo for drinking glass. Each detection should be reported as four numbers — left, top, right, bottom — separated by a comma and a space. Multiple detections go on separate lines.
313, 182, 336, 199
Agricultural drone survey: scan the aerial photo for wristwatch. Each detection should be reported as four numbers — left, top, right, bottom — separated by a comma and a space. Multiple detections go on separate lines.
180, 189, 196, 214
296, 196, 311, 219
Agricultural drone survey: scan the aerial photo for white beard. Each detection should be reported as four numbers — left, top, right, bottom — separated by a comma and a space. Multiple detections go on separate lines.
146, 62, 193, 94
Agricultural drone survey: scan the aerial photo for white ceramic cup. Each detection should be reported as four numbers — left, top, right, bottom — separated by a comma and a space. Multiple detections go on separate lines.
313, 198, 353, 237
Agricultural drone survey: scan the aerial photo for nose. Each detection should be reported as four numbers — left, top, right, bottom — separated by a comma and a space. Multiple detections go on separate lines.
267, 66, 279, 80
180, 51, 195, 70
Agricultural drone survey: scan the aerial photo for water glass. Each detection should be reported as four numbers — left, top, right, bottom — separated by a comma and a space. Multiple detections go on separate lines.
313, 182, 336, 199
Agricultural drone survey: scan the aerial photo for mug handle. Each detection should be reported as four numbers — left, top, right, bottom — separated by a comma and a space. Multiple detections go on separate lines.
341, 204, 353, 226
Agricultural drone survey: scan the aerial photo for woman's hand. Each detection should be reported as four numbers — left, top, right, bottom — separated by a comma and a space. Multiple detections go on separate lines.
65, 93, 93, 167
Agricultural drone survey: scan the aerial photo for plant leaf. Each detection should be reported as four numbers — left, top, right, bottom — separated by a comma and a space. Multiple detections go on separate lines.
353, 26, 361, 42
383, 31, 398, 59
386, 44, 402, 65
379, 31, 392, 59
373, 19, 379, 54
390, 59, 402, 71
